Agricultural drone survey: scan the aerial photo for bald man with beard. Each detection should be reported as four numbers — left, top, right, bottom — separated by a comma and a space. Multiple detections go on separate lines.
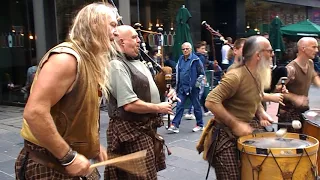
197, 36, 274, 180
278, 37, 320, 133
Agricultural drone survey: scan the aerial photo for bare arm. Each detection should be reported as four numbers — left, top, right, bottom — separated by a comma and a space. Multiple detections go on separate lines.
124, 99, 172, 114
283, 92, 299, 102
262, 93, 284, 106
23, 53, 77, 159
282, 64, 309, 106
313, 74, 320, 87
255, 103, 273, 127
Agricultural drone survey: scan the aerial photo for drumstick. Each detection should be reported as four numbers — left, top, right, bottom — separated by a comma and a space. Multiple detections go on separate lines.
272, 120, 302, 129
276, 128, 287, 137
90, 150, 147, 169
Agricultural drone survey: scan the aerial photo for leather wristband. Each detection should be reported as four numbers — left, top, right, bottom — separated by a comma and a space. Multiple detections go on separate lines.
58, 148, 77, 166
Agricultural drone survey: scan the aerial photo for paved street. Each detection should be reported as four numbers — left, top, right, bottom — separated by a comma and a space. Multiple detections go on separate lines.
0, 86, 319, 180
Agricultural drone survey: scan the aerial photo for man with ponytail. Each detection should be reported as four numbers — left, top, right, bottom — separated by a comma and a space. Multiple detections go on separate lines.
15, 3, 119, 179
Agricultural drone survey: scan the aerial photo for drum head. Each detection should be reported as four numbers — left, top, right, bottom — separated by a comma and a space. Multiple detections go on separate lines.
304, 110, 320, 126
243, 137, 314, 149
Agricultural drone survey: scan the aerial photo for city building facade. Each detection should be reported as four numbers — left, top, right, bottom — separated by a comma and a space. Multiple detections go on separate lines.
1, 0, 320, 105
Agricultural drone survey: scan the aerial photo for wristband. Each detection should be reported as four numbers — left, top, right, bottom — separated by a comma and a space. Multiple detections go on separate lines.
59, 148, 78, 166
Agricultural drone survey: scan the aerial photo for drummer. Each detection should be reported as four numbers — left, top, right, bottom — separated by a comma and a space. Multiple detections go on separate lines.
197, 35, 274, 180
278, 37, 320, 133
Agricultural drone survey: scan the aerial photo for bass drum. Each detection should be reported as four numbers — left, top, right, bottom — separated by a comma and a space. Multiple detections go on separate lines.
303, 109, 320, 174
238, 132, 318, 180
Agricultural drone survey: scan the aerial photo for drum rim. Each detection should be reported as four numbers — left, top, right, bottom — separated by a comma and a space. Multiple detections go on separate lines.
237, 132, 319, 156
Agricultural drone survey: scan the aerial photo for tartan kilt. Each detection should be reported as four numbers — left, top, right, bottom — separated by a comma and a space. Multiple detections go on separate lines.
15, 143, 95, 180
278, 108, 304, 133
208, 126, 239, 180
208, 119, 265, 180
104, 119, 166, 180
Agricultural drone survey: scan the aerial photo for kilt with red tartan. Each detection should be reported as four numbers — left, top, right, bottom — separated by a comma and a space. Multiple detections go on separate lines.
15, 141, 100, 180
104, 117, 166, 180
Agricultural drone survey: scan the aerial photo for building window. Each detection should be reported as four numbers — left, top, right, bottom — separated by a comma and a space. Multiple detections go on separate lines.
55, 0, 97, 43
0, 0, 35, 105
245, 0, 306, 35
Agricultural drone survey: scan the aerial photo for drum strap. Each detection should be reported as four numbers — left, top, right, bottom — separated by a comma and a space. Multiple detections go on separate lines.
205, 122, 236, 180
18, 149, 29, 180
205, 125, 221, 180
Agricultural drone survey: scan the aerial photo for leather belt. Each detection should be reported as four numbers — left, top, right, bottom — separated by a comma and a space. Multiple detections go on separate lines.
24, 141, 67, 173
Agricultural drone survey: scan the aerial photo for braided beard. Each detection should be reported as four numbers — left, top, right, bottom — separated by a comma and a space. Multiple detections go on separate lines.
257, 55, 272, 90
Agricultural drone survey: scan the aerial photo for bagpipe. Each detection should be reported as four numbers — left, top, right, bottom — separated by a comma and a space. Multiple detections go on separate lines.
201, 21, 228, 61
108, 0, 173, 98
134, 23, 173, 97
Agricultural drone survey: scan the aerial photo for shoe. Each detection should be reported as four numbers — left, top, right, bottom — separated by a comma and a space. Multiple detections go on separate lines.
204, 111, 213, 116
184, 114, 191, 119
168, 125, 179, 133
162, 114, 175, 121
184, 114, 196, 120
192, 126, 204, 132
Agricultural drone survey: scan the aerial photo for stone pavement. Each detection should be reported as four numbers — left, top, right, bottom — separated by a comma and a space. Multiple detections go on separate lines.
0, 104, 278, 180
0, 86, 319, 179
0, 105, 24, 179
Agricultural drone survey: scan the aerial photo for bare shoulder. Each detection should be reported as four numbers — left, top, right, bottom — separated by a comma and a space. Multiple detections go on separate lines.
27, 53, 78, 108
44, 53, 77, 72
308, 59, 315, 65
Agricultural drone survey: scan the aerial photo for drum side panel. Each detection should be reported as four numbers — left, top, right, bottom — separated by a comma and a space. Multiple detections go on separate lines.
241, 153, 317, 180
303, 121, 320, 174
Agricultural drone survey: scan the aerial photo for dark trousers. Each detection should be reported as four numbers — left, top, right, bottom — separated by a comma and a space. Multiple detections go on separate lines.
172, 89, 203, 128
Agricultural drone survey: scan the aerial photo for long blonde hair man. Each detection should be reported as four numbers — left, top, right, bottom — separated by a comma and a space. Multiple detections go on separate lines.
15, 3, 119, 179
69, 2, 119, 96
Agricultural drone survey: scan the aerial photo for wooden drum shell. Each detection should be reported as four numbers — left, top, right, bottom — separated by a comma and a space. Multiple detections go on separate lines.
238, 132, 318, 180
303, 120, 320, 174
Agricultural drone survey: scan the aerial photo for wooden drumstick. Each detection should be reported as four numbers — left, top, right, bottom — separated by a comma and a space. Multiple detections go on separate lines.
272, 120, 302, 129
90, 150, 147, 169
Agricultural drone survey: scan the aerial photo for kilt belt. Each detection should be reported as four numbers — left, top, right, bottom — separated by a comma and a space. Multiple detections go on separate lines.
19, 141, 99, 180
23, 141, 67, 173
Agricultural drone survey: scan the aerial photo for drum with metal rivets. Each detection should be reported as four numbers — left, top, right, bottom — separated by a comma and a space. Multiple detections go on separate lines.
238, 132, 318, 180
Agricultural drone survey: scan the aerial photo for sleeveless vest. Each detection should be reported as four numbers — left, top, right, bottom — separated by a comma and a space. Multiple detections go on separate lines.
21, 42, 100, 159
107, 58, 156, 123
283, 60, 314, 110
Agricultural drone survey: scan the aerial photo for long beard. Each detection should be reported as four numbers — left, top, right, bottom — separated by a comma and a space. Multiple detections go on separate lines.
257, 56, 272, 90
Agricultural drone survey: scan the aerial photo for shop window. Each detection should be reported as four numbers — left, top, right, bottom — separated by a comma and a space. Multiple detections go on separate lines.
0, 0, 35, 105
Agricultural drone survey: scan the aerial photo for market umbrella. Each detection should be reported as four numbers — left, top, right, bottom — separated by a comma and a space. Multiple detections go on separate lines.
172, 5, 193, 62
269, 16, 285, 65
245, 29, 259, 37
280, 19, 320, 37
